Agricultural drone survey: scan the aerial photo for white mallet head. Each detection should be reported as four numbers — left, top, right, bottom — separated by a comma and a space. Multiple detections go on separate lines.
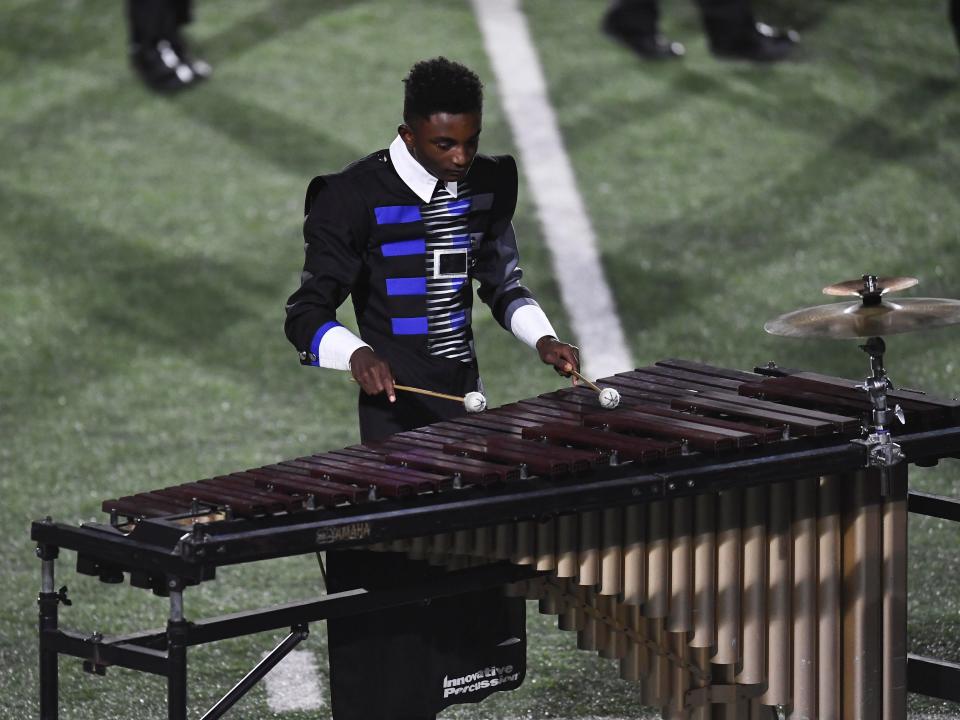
464, 391, 487, 413
598, 387, 620, 410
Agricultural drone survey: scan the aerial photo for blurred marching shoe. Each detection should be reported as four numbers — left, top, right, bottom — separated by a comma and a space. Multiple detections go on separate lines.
170, 33, 213, 80
709, 22, 799, 62
601, 12, 685, 59
603, 26, 686, 59
627, 33, 686, 59
130, 40, 198, 91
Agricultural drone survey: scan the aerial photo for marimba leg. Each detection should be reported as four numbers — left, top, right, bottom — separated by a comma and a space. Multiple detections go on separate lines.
38, 547, 59, 720
167, 588, 188, 720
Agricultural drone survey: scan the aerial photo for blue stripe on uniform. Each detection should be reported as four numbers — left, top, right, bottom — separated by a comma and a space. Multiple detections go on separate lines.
309, 321, 342, 366
381, 239, 426, 256
449, 311, 466, 330
449, 234, 471, 248
386, 277, 427, 296
445, 200, 471, 216
375, 205, 422, 225
391, 317, 429, 335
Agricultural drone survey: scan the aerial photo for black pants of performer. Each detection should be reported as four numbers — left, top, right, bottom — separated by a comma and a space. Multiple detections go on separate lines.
605, 0, 756, 48
126, 0, 192, 48
952, 0, 960, 51
326, 348, 526, 720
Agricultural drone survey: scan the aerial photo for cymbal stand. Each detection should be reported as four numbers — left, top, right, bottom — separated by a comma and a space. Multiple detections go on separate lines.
861, 273, 880, 298
853, 336, 905, 494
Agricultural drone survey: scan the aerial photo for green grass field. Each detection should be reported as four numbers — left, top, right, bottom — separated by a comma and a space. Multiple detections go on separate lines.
2, 0, 959, 717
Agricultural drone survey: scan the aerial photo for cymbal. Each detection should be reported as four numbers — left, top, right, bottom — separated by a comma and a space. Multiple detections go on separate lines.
822, 275, 918, 297
764, 297, 960, 338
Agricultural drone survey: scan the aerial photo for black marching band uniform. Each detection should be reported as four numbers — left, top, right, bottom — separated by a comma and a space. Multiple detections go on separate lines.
285, 144, 542, 718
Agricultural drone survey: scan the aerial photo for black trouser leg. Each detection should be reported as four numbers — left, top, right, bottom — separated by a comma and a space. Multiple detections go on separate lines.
125, 0, 181, 47
603, 0, 660, 36
694, 0, 756, 48
951, 0, 960, 51
173, 0, 193, 27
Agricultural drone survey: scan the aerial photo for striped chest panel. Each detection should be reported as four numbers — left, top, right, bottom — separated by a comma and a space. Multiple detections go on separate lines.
372, 183, 496, 361
420, 183, 474, 361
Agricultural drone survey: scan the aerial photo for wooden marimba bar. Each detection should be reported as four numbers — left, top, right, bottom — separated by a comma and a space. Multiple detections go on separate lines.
34, 359, 960, 719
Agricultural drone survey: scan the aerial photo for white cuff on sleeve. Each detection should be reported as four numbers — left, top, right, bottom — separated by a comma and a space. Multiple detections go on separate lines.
510, 304, 558, 350
318, 325, 371, 371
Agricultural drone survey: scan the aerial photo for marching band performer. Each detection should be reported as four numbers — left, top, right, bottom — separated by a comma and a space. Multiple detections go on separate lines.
284, 57, 579, 720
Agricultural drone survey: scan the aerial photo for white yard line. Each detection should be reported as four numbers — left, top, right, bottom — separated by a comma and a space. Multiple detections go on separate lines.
472, 0, 633, 380
263, 649, 324, 712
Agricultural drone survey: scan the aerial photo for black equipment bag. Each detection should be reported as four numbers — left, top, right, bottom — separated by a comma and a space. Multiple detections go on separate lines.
325, 549, 526, 720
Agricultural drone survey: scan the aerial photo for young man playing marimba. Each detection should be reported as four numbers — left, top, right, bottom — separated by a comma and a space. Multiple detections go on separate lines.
284, 57, 579, 720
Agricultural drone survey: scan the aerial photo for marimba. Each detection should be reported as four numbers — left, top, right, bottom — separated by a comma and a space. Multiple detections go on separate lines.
33, 359, 960, 720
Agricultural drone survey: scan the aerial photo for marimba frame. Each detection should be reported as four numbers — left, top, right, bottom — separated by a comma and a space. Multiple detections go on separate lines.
31, 360, 960, 719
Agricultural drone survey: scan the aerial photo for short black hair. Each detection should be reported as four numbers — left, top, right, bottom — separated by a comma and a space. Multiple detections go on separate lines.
403, 57, 483, 124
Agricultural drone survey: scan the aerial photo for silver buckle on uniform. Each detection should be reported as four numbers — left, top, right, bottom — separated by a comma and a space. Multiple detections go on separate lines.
433, 249, 469, 279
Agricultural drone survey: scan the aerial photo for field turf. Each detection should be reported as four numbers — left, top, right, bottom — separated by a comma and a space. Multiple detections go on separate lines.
1, 0, 959, 717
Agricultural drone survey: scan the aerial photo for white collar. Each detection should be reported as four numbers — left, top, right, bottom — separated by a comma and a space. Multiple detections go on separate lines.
388, 135, 458, 203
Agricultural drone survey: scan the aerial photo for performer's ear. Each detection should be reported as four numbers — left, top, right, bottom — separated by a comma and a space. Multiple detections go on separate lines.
398, 123, 414, 148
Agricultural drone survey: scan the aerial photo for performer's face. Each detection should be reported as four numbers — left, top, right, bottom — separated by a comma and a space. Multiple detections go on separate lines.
399, 112, 482, 184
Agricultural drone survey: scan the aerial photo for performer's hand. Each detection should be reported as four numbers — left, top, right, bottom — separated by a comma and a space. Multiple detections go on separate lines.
536, 336, 581, 384
349, 347, 396, 402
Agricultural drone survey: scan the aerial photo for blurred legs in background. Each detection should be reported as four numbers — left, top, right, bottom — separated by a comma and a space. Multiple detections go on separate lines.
602, 0, 798, 62
126, 0, 211, 91
697, 0, 799, 61
602, 0, 685, 59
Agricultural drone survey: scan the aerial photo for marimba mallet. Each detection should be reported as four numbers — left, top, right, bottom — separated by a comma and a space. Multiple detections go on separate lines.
569, 369, 621, 409
351, 379, 487, 413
